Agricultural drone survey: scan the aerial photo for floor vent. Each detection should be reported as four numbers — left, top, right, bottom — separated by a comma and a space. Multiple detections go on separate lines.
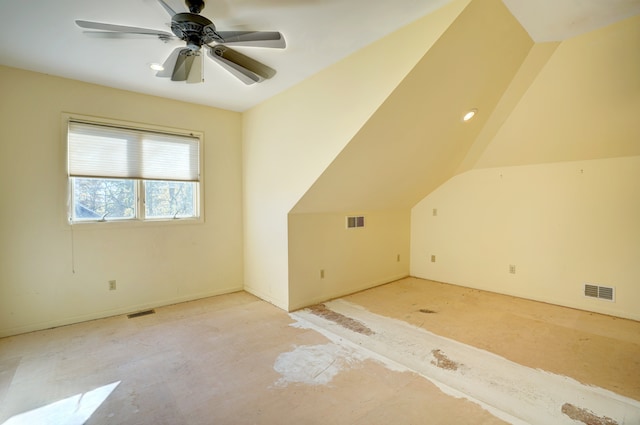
419, 309, 437, 314
127, 309, 156, 319
584, 284, 615, 302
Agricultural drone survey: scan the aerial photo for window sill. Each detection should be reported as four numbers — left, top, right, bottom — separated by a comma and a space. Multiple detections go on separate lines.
68, 216, 204, 229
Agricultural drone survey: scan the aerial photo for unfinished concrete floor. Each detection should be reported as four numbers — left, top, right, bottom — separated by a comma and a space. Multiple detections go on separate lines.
0, 277, 639, 424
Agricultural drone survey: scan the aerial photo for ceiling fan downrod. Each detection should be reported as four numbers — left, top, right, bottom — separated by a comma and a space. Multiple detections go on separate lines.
185, 0, 205, 14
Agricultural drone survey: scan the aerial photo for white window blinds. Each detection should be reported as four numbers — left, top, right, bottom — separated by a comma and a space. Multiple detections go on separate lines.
68, 121, 200, 182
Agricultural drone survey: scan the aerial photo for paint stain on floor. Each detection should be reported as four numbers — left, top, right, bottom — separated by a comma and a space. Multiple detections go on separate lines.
431, 349, 459, 371
272, 343, 365, 387
561, 403, 618, 425
308, 304, 374, 335
293, 299, 640, 424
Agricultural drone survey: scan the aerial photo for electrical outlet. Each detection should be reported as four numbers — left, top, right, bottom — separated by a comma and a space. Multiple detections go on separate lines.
431, 255, 436, 263
108, 280, 117, 290
509, 265, 516, 274
320, 269, 325, 279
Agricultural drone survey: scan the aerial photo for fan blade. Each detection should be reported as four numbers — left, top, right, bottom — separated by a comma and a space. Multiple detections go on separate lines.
82, 31, 169, 40
171, 49, 197, 81
207, 46, 259, 85
156, 0, 177, 17
156, 47, 185, 78
207, 45, 276, 84
215, 31, 286, 48
187, 53, 203, 84
75, 20, 173, 38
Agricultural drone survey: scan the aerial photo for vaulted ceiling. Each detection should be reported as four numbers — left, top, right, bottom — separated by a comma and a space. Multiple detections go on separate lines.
0, 0, 638, 112
290, 0, 640, 213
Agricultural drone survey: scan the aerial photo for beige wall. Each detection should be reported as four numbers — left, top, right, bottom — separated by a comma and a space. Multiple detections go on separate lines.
288, 210, 410, 310
410, 14, 640, 321
292, 0, 533, 215
474, 14, 640, 168
242, 0, 469, 310
410, 156, 640, 320
0, 66, 244, 337
3, 1, 635, 335
283, 0, 532, 311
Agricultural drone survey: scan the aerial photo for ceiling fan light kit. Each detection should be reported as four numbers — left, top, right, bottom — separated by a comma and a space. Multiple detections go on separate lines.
76, 0, 285, 85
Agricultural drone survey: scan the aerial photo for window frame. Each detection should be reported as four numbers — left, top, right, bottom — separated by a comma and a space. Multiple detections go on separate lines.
63, 113, 204, 226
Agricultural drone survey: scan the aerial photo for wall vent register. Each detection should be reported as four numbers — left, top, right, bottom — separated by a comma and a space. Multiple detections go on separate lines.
346, 216, 365, 229
583, 284, 615, 302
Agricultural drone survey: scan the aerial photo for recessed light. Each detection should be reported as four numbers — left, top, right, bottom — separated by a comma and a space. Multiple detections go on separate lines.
463, 109, 477, 122
149, 63, 164, 71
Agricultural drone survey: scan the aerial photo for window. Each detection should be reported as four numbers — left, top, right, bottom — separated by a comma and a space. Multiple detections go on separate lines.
67, 119, 201, 223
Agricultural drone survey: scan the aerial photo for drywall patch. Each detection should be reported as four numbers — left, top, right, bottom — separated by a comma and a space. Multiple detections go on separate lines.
561, 403, 618, 425
272, 343, 365, 387
309, 304, 374, 335
431, 349, 459, 371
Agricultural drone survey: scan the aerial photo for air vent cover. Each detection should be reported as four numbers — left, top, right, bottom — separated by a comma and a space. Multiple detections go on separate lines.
346, 216, 365, 229
584, 284, 615, 302
127, 309, 156, 318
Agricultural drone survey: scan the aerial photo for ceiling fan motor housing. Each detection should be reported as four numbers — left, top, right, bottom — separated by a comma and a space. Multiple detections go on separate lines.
171, 13, 218, 50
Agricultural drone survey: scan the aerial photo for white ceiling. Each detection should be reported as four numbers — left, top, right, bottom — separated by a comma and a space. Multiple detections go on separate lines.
0, 0, 638, 112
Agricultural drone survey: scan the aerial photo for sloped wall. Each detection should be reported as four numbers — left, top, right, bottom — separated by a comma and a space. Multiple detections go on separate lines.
242, 0, 471, 309
291, 0, 534, 214
474, 14, 640, 168
286, 0, 533, 310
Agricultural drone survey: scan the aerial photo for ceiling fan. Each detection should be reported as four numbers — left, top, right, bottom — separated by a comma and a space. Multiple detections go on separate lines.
76, 0, 285, 84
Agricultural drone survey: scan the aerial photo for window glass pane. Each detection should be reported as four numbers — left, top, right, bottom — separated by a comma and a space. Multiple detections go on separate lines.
145, 181, 196, 219
72, 178, 136, 221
